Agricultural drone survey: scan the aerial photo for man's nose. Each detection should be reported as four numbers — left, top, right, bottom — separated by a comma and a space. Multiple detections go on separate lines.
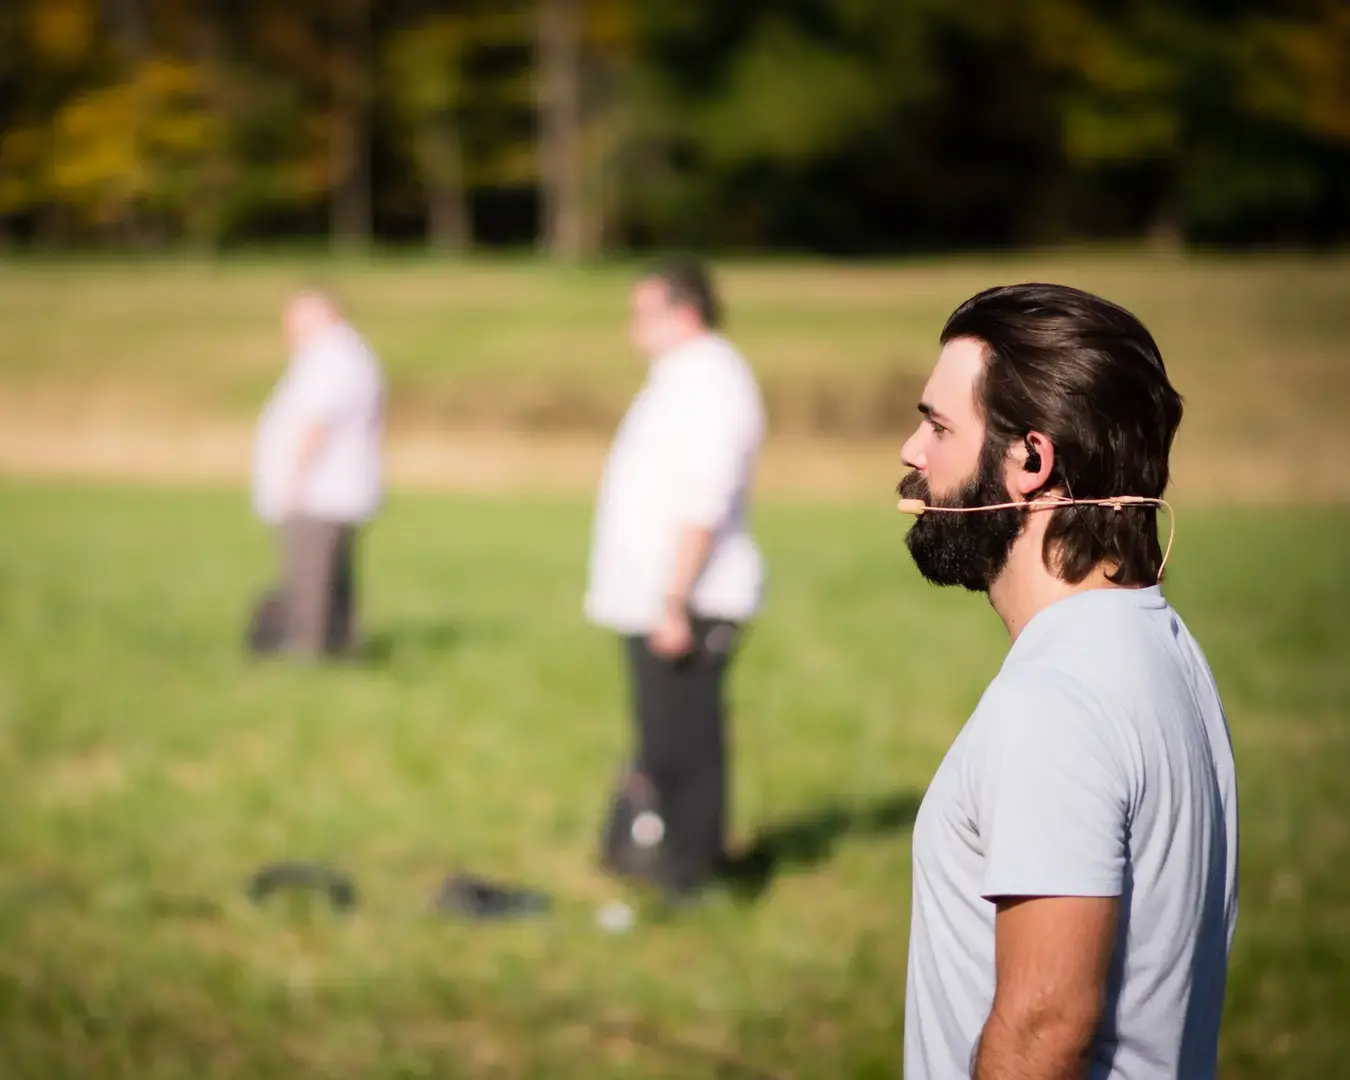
900, 428, 925, 471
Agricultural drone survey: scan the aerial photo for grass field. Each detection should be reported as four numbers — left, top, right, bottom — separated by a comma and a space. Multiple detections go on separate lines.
1, 481, 1347, 1079
2, 253, 1350, 499
1, 253, 1348, 1076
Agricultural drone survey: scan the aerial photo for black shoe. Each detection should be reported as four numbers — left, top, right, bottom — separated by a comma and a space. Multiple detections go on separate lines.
658, 888, 708, 912
432, 873, 552, 921
651, 875, 727, 914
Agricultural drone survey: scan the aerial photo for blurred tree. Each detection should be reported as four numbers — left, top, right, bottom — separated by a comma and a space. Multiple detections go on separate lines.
22, 0, 102, 70
0, 125, 48, 238
185, 0, 232, 249
1028, 0, 1350, 243
0, 0, 1346, 250
384, 14, 472, 250
1233, 0, 1350, 241
0, 0, 107, 241
330, 0, 373, 249
577, 0, 637, 252
536, 0, 636, 259
1244, 0, 1350, 143
47, 58, 220, 244
225, 3, 345, 243
462, 6, 538, 198
382, 4, 541, 251
623, 0, 969, 250
104, 0, 149, 60
537, 0, 585, 259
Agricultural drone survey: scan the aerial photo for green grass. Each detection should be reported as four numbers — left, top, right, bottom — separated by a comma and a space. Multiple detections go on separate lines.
0, 479, 1347, 1078
2, 253, 1349, 445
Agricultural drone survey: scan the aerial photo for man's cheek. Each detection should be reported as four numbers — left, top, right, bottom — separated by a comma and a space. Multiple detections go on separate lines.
927, 461, 955, 496
934, 447, 973, 487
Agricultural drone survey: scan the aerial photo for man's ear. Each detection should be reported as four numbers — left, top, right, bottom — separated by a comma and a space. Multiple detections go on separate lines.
1013, 431, 1055, 497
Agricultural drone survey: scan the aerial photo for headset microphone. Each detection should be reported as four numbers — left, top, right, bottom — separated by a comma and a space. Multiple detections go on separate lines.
896, 493, 1176, 582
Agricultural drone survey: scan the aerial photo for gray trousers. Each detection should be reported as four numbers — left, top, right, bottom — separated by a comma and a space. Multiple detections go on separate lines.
278, 516, 359, 657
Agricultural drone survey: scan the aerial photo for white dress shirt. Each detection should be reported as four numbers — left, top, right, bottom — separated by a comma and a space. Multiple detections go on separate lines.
584, 332, 767, 634
251, 323, 385, 525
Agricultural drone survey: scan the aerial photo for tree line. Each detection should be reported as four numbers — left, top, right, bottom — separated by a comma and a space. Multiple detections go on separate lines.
1, 0, 1347, 256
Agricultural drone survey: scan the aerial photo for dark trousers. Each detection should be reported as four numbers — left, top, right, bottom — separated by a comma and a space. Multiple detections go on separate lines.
249, 517, 359, 658
618, 617, 741, 895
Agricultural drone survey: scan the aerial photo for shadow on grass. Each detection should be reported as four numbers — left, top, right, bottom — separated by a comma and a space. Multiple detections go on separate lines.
719, 791, 922, 903
360, 618, 514, 664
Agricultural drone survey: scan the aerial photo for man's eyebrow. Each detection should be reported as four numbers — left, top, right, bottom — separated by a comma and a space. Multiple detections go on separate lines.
918, 402, 952, 426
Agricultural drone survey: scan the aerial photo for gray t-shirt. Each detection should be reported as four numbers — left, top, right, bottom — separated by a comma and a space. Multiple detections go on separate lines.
905, 586, 1239, 1079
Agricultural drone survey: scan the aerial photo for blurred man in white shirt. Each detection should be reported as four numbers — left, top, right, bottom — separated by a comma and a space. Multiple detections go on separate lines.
585, 257, 767, 903
249, 288, 384, 659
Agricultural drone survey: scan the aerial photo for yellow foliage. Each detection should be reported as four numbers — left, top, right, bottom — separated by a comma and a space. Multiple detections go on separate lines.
48, 58, 221, 226
584, 0, 635, 53
1266, 9, 1350, 143
1228, 5, 1350, 147
27, 0, 98, 68
384, 17, 468, 119
288, 113, 338, 201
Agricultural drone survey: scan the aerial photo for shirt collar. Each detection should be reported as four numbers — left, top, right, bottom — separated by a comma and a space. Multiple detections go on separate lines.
651, 331, 719, 375
1008, 584, 1167, 661
290, 322, 348, 369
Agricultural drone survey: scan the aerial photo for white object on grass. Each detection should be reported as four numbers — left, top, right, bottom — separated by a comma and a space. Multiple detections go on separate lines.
596, 900, 636, 934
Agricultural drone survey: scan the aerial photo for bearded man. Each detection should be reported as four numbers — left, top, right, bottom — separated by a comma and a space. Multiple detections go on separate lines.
896, 283, 1239, 1080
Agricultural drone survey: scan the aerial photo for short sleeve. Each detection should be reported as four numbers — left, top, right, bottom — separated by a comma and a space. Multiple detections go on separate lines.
669, 361, 761, 528
973, 668, 1131, 900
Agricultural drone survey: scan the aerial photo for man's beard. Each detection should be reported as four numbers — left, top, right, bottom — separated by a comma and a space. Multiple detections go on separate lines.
896, 445, 1026, 592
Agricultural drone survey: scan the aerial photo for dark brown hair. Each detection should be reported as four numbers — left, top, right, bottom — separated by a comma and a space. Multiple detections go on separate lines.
942, 283, 1184, 585
644, 255, 722, 330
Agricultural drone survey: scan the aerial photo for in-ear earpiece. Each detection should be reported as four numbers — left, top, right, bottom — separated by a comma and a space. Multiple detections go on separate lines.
1023, 437, 1042, 474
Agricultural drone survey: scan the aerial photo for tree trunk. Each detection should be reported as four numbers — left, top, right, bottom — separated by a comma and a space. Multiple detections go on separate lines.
585, 82, 629, 254
104, 0, 149, 247
1147, 211, 1183, 252
330, 0, 372, 250
192, 0, 229, 252
538, 0, 587, 260
421, 124, 470, 253
104, 0, 147, 59
37, 205, 69, 251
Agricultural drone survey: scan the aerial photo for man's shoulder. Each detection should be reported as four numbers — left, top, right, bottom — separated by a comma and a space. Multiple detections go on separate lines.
310, 326, 383, 384
668, 335, 763, 408
699, 332, 754, 369
977, 659, 1089, 722
334, 325, 382, 369
984, 596, 1203, 748
976, 654, 1129, 747
964, 662, 1137, 806
1014, 589, 1176, 671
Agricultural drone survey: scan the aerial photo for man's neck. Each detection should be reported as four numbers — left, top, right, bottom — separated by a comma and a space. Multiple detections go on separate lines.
988, 534, 1125, 642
